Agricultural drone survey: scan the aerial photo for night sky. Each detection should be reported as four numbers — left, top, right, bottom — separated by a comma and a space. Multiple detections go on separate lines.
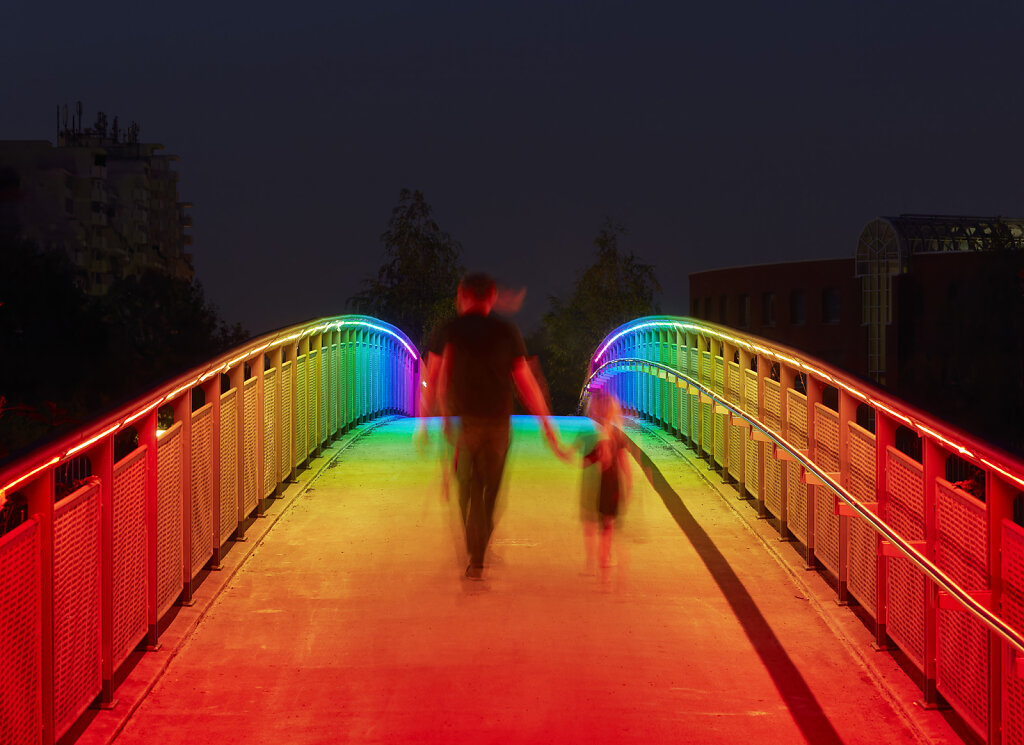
5, 1, 1024, 337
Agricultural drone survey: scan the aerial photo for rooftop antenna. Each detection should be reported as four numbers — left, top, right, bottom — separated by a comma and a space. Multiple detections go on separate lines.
76, 101, 82, 134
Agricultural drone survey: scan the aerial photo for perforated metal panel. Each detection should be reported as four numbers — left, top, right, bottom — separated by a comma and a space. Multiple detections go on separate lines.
786, 389, 809, 544
885, 446, 926, 670
281, 362, 293, 481
296, 355, 307, 467
744, 368, 759, 499
813, 404, 841, 576
1002, 520, 1024, 745
190, 404, 213, 578
846, 423, 878, 616
156, 424, 183, 618
264, 368, 277, 499
935, 479, 989, 738
219, 389, 238, 544
242, 378, 258, 517
307, 350, 318, 457
0, 519, 40, 745
112, 447, 148, 668
52, 482, 101, 739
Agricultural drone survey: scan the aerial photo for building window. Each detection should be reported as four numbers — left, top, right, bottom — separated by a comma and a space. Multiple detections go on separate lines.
762, 292, 775, 327
719, 295, 728, 324
691, 297, 700, 317
822, 288, 841, 324
703, 297, 712, 320
738, 294, 750, 328
790, 289, 806, 325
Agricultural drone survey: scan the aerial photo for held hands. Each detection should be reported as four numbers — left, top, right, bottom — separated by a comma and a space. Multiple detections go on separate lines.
541, 418, 575, 463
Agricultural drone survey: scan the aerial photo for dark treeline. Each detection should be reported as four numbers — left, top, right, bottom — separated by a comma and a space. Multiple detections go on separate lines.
349, 189, 660, 415
2, 187, 658, 464
0, 235, 247, 461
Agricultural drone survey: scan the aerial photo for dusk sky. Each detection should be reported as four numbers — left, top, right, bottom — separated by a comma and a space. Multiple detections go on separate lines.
5, 1, 1024, 337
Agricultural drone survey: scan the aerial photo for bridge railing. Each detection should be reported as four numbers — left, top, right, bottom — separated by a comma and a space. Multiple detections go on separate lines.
0, 315, 418, 745
584, 315, 1024, 745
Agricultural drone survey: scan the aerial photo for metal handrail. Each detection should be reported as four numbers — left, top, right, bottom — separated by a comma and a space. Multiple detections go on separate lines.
581, 356, 1024, 658
0, 313, 418, 502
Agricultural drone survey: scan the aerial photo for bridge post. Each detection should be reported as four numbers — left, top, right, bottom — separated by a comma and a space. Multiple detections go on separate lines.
311, 331, 323, 458
987, 471, 1012, 745
173, 388, 195, 603
920, 438, 946, 709
670, 327, 681, 440
141, 407, 161, 650
755, 352, 770, 519
737, 346, 753, 498
201, 374, 222, 567
90, 435, 118, 708
684, 331, 697, 450
627, 334, 637, 418
282, 341, 298, 481
254, 351, 266, 518
268, 346, 284, 495
873, 409, 896, 651
804, 375, 822, 571
229, 363, 246, 541
722, 340, 738, 485
696, 333, 709, 460
836, 389, 857, 604
297, 334, 310, 465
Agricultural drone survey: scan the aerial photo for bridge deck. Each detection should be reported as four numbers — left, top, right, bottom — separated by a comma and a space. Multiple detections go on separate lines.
79, 417, 960, 745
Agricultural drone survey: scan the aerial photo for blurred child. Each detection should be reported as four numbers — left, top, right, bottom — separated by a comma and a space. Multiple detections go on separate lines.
573, 389, 631, 581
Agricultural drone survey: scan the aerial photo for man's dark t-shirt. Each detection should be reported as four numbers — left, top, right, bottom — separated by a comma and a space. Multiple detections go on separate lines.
430, 313, 527, 419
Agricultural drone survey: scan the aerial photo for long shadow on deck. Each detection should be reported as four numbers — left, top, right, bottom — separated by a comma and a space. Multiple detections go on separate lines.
628, 437, 846, 745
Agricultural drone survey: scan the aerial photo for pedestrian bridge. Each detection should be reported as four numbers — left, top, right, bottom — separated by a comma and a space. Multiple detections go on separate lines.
2, 315, 1023, 744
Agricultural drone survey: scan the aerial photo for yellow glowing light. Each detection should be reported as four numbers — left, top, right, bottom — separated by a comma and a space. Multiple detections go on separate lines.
65, 423, 120, 458
869, 398, 914, 427
3, 457, 60, 493
916, 424, 975, 459
980, 458, 1024, 490
123, 398, 163, 426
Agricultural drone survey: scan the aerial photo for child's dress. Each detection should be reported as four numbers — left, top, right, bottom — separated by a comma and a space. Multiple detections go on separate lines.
582, 426, 627, 518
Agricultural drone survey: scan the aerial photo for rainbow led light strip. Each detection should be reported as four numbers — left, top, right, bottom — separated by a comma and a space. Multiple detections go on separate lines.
590, 316, 1024, 489
0, 315, 418, 497
581, 354, 1024, 656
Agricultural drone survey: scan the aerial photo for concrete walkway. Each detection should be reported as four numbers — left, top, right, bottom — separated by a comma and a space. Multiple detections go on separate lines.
80, 416, 963, 745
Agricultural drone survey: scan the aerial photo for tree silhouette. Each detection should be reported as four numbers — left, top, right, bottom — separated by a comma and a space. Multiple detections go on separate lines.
533, 219, 660, 414
0, 235, 247, 461
348, 189, 464, 352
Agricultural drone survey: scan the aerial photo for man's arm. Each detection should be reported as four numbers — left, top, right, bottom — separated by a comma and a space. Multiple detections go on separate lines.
511, 357, 562, 454
511, 356, 549, 417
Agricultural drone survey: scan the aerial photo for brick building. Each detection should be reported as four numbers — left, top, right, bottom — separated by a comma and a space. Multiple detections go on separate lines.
689, 215, 1024, 454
